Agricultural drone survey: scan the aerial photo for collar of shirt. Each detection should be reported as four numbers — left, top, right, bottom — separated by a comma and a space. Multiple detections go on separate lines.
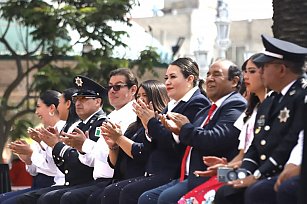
108, 100, 135, 119
200, 91, 234, 127
213, 91, 234, 109
107, 100, 137, 132
54, 120, 66, 132
280, 80, 296, 96
82, 108, 103, 124
167, 87, 199, 112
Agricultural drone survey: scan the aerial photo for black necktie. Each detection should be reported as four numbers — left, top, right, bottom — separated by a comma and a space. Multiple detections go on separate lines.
77, 121, 87, 132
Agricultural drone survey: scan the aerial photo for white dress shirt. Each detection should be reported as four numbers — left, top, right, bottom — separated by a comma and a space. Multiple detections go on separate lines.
27, 120, 66, 185
287, 130, 304, 166
80, 102, 136, 179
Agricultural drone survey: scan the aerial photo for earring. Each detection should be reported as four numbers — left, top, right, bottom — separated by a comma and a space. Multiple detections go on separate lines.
49, 112, 54, 116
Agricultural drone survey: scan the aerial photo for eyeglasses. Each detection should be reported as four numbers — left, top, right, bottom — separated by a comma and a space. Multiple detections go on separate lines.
72, 96, 96, 103
107, 84, 128, 91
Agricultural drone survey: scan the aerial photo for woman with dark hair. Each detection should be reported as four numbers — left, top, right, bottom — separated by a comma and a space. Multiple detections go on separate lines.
177, 53, 267, 204
1, 90, 65, 204
57, 88, 80, 133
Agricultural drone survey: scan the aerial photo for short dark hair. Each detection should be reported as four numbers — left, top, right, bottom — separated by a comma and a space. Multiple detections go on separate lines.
109, 68, 138, 88
170, 57, 199, 87
228, 64, 242, 91
282, 60, 304, 75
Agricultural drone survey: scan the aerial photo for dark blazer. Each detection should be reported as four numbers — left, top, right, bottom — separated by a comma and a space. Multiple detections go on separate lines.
110, 123, 149, 180
52, 110, 107, 186
146, 89, 210, 178
242, 78, 306, 178
179, 92, 247, 189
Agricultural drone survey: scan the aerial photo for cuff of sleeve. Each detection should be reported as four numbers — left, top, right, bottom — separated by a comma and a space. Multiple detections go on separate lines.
178, 123, 194, 143
107, 156, 115, 169
172, 133, 180, 144
53, 142, 66, 157
258, 157, 283, 177
30, 149, 44, 166
82, 139, 96, 154
241, 158, 259, 173
145, 130, 152, 142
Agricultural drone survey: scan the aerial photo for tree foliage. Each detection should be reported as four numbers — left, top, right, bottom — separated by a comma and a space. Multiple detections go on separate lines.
0, 0, 145, 157
272, 0, 307, 47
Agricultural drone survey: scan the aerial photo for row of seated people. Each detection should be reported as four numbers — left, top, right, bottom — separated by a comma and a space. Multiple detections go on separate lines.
1, 34, 306, 204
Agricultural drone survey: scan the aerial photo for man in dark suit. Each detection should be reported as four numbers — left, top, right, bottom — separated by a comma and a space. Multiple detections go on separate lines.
214, 35, 307, 204
16, 76, 110, 204
139, 59, 247, 204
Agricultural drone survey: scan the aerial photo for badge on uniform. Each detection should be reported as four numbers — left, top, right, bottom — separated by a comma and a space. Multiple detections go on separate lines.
301, 78, 307, 89
95, 127, 101, 137
257, 115, 265, 126
255, 127, 261, 134
75, 76, 83, 87
278, 107, 290, 123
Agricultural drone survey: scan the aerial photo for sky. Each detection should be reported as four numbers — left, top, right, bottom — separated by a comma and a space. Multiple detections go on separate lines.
131, 0, 273, 20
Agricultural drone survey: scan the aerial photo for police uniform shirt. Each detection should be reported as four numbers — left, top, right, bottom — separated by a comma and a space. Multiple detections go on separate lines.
77, 108, 105, 159
242, 78, 306, 177
27, 120, 66, 185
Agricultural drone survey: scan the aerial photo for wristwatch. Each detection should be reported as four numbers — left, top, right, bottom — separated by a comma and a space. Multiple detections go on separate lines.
253, 169, 262, 180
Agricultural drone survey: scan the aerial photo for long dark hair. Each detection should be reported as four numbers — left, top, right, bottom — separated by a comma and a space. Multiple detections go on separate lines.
242, 53, 263, 122
139, 80, 169, 113
61, 88, 79, 133
127, 80, 170, 133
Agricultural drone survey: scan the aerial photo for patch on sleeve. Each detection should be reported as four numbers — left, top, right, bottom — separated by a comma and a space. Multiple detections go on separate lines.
95, 127, 101, 137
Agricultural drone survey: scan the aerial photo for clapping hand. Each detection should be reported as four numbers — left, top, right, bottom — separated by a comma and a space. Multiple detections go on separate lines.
133, 99, 155, 129
194, 156, 228, 177
8, 140, 32, 165
38, 126, 60, 148
60, 128, 87, 151
160, 112, 190, 135
27, 127, 42, 143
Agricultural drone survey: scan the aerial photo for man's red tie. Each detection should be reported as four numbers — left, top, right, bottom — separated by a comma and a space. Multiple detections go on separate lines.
179, 104, 217, 181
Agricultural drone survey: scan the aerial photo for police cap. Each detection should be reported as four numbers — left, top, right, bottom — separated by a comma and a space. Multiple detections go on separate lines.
254, 35, 307, 63
73, 76, 107, 98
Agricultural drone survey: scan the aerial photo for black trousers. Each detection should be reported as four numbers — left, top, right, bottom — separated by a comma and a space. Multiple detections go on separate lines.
101, 174, 174, 204
16, 181, 105, 204
214, 184, 245, 204
60, 178, 111, 204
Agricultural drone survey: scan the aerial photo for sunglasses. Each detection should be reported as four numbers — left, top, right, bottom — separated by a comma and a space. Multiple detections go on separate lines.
107, 84, 128, 91
72, 96, 96, 103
